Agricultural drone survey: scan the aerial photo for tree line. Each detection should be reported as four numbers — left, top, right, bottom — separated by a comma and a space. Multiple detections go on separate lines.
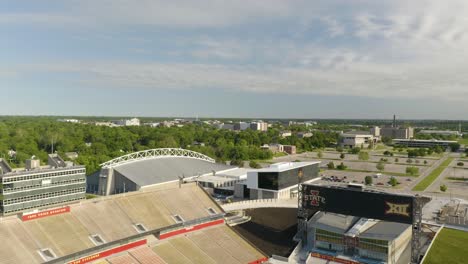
0, 117, 339, 174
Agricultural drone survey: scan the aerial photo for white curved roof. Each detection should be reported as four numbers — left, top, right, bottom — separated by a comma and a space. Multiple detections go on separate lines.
100, 148, 215, 168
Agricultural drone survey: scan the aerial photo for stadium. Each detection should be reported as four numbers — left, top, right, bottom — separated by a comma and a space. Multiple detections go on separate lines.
0, 148, 267, 264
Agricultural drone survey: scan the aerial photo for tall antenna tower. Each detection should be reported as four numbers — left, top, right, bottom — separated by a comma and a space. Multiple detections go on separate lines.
459, 122, 462, 134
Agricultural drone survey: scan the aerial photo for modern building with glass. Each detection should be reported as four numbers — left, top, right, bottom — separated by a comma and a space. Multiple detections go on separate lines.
0, 154, 86, 215
310, 212, 411, 264
244, 161, 321, 200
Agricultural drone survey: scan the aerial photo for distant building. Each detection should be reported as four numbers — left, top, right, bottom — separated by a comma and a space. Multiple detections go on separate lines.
0, 154, 86, 215
95, 122, 118, 127
392, 139, 457, 148
250, 121, 268, 131
297, 132, 313, 138
418, 130, 462, 137
261, 144, 283, 153
234, 122, 250, 131
370, 126, 381, 137
283, 145, 297, 155
114, 118, 140, 126
280, 131, 292, 138
380, 127, 414, 139
339, 132, 376, 149
57, 119, 80, 123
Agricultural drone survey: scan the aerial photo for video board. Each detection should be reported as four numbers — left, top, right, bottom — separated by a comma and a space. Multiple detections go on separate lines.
302, 184, 415, 224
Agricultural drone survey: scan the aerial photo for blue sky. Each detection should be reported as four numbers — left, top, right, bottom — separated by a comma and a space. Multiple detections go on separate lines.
2, 1, 468, 119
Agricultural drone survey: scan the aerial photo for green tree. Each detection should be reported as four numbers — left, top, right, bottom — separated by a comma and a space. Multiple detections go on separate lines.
327, 161, 335, 169
424, 160, 428, 165
340, 153, 345, 159
440, 184, 447, 192
395, 158, 399, 163
337, 162, 347, 170
449, 143, 461, 152
358, 151, 369, 161
389, 177, 398, 186
376, 162, 385, 171
349, 147, 361, 154
406, 166, 419, 176
317, 151, 323, 158
365, 176, 373, 185
457, 162, 464, 166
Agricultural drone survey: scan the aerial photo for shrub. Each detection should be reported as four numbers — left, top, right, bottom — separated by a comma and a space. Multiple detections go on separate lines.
389, 177, 398, 186
249, 160, 261, 169
327, 161, 335, 169
440, 184, 447, 192
406, 159, 413, 163
406, 166, 419, 176
424, 160, 428, 165
317, 151, 323, 158
358, 151, 369, 161
337, 162, 347, 170
349, 147, 361, 154
457, 162, 464, 166
395, 158, 399, 163
365, 176, 373, 185
230, 159, 244, 167
376, 162, 385, 171
340, 153, 345, 159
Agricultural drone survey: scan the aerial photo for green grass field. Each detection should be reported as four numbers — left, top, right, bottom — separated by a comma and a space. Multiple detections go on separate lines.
458, 138, 468, 145
424, 228, 468, 264
412, 157, 453, 191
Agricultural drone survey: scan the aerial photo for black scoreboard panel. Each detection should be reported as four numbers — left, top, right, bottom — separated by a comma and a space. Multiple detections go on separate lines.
302, 184, 414, 224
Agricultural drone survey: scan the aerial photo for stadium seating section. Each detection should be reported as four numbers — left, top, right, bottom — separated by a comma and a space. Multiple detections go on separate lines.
0, 182, 265, 264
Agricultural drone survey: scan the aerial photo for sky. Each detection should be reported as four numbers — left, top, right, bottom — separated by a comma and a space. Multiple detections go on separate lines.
1, 0, 468, 119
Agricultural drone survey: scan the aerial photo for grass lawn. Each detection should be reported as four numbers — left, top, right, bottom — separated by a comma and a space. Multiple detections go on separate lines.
412, 157, 454, 191
273, 152, 287, 158
458, 138, 468, 145
424, 228, 468, 264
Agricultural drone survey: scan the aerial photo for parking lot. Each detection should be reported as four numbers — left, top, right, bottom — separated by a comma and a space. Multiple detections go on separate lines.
317, 170, 415, 191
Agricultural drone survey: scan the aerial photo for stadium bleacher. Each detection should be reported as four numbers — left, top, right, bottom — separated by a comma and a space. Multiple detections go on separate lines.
0, 182, 266, 264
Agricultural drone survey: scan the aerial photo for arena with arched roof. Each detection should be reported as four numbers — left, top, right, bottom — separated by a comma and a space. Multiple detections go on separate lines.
87, 148, 233, 196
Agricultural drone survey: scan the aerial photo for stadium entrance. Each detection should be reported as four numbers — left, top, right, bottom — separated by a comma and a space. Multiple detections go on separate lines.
298, 184, 430, 264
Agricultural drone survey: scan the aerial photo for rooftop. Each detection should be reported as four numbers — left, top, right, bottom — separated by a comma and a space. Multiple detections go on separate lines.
113, 157, 233, 187
253, 161, 320, 173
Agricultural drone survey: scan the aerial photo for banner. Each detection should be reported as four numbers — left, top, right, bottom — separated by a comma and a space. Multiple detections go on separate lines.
68, 239, 147, 264
21, 206, 70, 221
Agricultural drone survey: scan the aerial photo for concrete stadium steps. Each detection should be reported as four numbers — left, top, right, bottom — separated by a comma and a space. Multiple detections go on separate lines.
153, 242, 194, 264
0, 220, 43, 264
168, 236, 217, 263
115, 194, 173, 230
23, 213, 95, 256
203, 225, 265, 263
71, 200, 138, 241
107, 254, 139, 264
187, 230, 243, 264
151, 225, 265, 264
129, 246, 167, 264
154, 185, 213, 221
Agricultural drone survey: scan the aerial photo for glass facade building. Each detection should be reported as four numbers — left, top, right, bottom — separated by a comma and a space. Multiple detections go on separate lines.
257, 163, 319, 191
0, 156, 86, 215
